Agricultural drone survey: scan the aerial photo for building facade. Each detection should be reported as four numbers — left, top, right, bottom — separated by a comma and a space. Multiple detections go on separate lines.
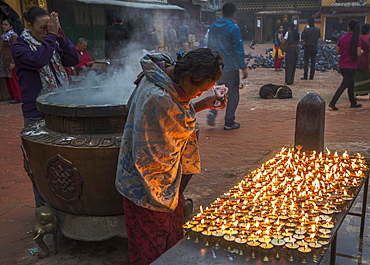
3, 0, 202, 58
319, 0, 370, 42
230, 0, 369, 43
2, 0, 370, 55
232, 0, 322, 42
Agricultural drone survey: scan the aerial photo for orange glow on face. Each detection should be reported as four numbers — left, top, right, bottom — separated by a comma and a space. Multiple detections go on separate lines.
179, 77, 216, 99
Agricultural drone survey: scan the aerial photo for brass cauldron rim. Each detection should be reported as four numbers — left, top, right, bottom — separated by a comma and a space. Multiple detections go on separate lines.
36, 86, 131, 118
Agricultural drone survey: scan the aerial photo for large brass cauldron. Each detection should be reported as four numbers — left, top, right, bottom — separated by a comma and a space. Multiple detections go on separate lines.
21, 86, 131, 216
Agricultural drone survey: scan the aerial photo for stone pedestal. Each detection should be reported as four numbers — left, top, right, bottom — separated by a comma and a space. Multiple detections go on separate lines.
294, 92, 325, 152
55, 208, 127, 241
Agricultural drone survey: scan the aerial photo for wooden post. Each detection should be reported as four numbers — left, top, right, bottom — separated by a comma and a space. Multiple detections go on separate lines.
294, 92, 325, 152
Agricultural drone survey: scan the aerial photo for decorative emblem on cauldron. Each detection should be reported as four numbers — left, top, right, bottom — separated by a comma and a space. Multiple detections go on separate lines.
21, 86, 133, 243
46, 154, 83, 203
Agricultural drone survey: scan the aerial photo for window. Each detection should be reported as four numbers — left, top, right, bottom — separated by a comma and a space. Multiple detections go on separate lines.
74, 6, 90, 25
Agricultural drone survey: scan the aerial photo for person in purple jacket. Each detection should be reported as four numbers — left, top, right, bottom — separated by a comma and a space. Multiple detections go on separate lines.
12, 6, 79, 207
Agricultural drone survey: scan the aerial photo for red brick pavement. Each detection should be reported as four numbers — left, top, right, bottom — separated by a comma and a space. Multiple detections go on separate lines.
0, 44, 369, 264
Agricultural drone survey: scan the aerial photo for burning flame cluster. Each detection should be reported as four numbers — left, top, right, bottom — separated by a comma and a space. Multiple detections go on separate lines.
183, 147, 368, 250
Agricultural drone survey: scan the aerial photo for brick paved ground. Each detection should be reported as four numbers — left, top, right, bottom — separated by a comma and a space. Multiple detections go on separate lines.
0, 44, 369, 264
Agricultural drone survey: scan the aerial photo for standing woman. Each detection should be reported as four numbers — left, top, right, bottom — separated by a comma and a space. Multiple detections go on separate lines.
354, 23, 370, 96
273, 25, 284, 71
12, 6, 79, 206
1, 19, 21, 103
329, 20, 362, 110
284, 22, 300, 85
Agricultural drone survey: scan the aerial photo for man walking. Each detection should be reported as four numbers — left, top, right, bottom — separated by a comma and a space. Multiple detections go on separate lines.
104, 10, 130, 71
207, 2, 248, 130
301, 17, 320, 80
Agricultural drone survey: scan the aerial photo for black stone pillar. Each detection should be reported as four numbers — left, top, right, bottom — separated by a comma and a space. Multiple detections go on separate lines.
294, 92, 325, 152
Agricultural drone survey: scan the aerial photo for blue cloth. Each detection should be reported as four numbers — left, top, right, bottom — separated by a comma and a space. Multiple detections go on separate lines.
207, 17, 247, 72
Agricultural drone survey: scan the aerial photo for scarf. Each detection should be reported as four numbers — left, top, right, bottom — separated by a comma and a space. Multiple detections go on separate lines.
21, 29, 69, 94
1, 29, 17, 44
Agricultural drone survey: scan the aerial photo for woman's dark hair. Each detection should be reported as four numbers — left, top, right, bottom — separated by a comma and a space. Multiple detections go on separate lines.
23, 6, 49, 26
348, 20, 360, 61
175, 48, 224, 86
288, 22, 300, 41
277, 25, 282, 30
361, 23, 370, 35
2, 19, 14, 27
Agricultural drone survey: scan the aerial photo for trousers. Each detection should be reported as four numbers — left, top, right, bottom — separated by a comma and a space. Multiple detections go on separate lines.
330, 68, 357, 106
209, 70, 240, 126
285, 46, 299, 84
303, 46, 317, 79
123, 196, 184, 265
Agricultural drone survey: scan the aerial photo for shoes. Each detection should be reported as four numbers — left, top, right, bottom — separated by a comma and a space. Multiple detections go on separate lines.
301, 77, 307, 80
286, 82, 294, 85
275, 69, 283, 71
350, 104, 362, 108
329, 104, 338, 111
9, 99, 21, 104
207, 113, 215, 126
224, 122, 240, 130
309, 77, 314, 80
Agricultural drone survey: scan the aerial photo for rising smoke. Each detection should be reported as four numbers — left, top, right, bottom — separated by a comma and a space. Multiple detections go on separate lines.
49, 8, 206, 106
58, 41, 143, 106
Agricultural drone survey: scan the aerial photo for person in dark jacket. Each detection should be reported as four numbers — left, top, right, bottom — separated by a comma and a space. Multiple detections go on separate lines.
177, 19, 189, 50
142, 24, 160, 55
283, 22, 300, 85
104, 10, 130, 71
301, 18, 321, 80
206, 2, 248, 130
12, 6, 79, 207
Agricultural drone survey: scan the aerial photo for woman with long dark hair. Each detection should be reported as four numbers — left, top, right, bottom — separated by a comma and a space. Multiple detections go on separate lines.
283, 22, 300, 85
329, 20, 362, 110
354, 23, 370, 96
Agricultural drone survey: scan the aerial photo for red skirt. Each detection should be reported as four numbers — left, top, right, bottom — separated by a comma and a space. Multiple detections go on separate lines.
5, 68, 21, 101
123, 196, 184, 265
